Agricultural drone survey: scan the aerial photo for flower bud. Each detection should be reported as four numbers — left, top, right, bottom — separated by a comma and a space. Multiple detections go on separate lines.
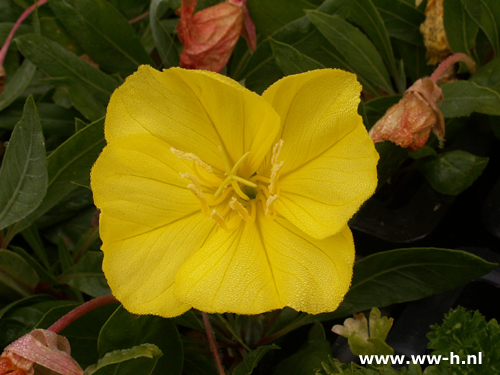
369, 77, 445, 151
176, 0, 256, 72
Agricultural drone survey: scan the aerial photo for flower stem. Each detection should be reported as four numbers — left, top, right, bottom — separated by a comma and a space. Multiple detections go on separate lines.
48, 294, 117, 334
202, 312, 226, 375
430, 52, 477, 83
0, 0, 47, 66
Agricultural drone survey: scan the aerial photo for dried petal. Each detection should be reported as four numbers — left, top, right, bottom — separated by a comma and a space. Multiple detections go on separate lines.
369, 77, 445, 151
176, 0, 255, 72
420, 0, 451, 65
2, 330, 83, 375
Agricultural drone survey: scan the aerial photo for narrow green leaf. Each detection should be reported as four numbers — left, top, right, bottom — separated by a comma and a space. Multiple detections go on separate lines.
462, 0, 500, 55
11, 246, 59, 285
48, 78, 106, 121
317, 248, 496, 321
98, 306, 183, 375
48, 0, 154, 76
349, 0, 399, 87
17, 118, 105, 232
0, 96, 47, 230
269, 38, 325, 75
0, 60, 37, 112
233, 345, 280, 375
373, 0, 425, 45
149, 0, 180, 68
247, 0, 323, 37
57, 234, 73, 273
20, 224, 50, 269
86, 344, 162, 375
443, 0, 479, 56
0, 249, 40, 300
418, 150, 488, 195
60, 251, 110, 298
307, 10, 394, 94
440, 80, 500, 117
15, 34, 118, 104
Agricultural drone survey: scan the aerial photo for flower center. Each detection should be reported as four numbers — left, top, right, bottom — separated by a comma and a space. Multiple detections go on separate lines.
172, 140, 284, 230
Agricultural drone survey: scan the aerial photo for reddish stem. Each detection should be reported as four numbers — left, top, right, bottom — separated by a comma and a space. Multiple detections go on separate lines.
48, 294, 117, 334
430, 52, 477, 83
202, 312, 226, 375
0, 0, 48, 66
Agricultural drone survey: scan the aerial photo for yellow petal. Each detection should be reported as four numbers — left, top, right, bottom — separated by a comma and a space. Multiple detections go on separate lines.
262, 69, 379, 239
91, 134, 202, 241
91, 134, 217, 317
105, 65, 280, 176
174, 211, 354, 315
101, 212, 215, 317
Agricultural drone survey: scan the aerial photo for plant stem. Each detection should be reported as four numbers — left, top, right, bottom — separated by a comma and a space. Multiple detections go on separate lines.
0, 0, 47, 66
203, 312, 226, 375
430, 52, 477, 83
48, 294, 117, 334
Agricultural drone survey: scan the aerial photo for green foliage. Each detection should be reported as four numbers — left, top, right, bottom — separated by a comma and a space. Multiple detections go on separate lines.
426, 306, 500, 375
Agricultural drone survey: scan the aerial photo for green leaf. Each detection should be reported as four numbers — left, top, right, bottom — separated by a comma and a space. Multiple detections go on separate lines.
233, 345, 280, 375
372, 0, 425, 45
274, 323, 331, 375
314, 248, 497, 321
348, 0, 399, 88
443, 0, 479, 56
57, 234, 73, 273
60, 251, 110, 298
0, 249, 39, 300
269, 38, 325, 75
307, 10, 394, 95
98, 306, 183, 375
85, 344, 163, 375
0, 298, 73, 348
0, 59, 37, 112
11, 246, 59, 285
440, 80, 500, 117
48, 0, 154, 76
470, 56, 500, 88
247, 0, 322, 37
49, 78, 106, 121
149, 0, 180, 68
418, 150, 488, 195
15, 34, 118, 105
462, 0, 500, 55
0, 96, 47, 230
17, 118, 105, 232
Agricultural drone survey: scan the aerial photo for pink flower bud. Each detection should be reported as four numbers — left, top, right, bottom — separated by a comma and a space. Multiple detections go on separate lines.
176, 0, 256, 72
1, 330, 83, 375
369, 77, 445, 151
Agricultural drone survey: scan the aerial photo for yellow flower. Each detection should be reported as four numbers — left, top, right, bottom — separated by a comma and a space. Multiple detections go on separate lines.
90, 66, 379, 317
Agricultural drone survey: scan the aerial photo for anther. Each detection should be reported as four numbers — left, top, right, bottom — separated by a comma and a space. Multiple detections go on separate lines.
171, 147, 213, 173
229, 197, 252, 222
211, 209, 228, 230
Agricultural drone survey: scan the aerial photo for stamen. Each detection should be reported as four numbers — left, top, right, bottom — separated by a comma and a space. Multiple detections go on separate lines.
211, 209, 228, 230
171, 147, 213, 173
268, 140, 284, 194
187, 184, 209, 213
266, 194, 278, 215
229, 198, 252, 222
